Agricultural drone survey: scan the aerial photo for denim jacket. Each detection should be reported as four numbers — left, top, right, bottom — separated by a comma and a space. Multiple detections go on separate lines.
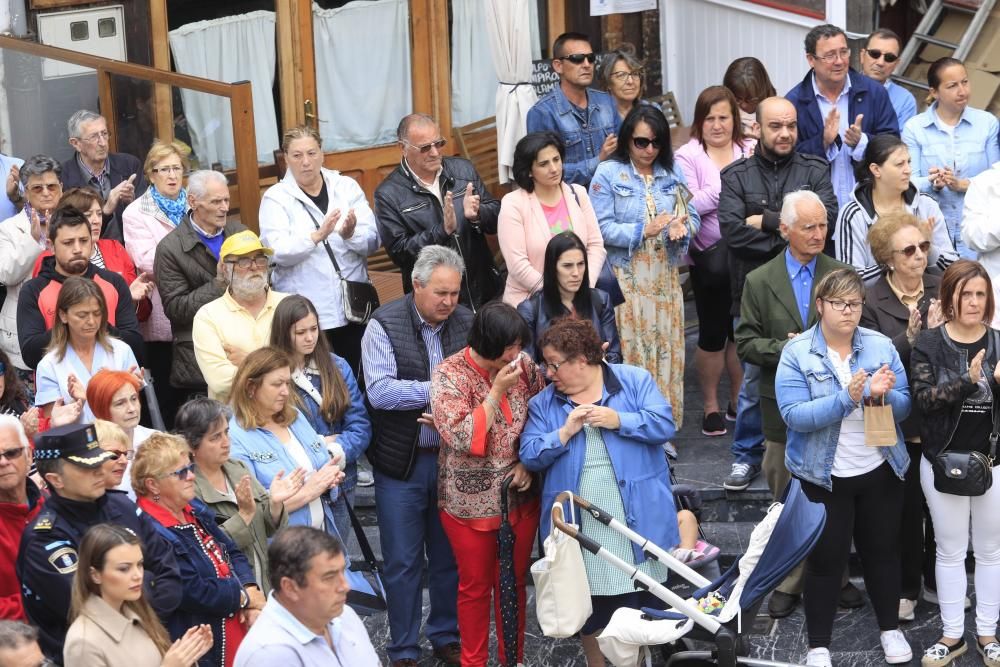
589, 159, 701, 269
776, 324, 911, 491
520, 363, 679, 561
526, 85, 619, 186
229, 409, 343, 540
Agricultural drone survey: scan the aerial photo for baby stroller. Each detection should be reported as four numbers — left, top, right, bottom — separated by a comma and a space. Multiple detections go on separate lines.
551, 478, 826, 667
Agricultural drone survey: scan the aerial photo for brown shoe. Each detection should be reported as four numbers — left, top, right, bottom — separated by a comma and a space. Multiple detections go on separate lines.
391, 660, 418, 667
433, 641, 461, 665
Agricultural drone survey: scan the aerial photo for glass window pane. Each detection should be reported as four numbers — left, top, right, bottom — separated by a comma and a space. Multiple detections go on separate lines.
98, 18, 117, 39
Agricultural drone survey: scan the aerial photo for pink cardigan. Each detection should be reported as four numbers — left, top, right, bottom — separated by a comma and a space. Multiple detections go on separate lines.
674, 138, 753, 252
497, 182, 607, 306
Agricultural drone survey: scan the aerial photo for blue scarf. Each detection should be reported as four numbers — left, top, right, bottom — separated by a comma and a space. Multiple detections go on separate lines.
150, 186, 188, 226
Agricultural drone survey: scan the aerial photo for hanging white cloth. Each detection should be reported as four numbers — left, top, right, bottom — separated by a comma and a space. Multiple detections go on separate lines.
485, 0, 539, 184
450, 0, 497, 127
168, 11, 279, 169
312, 0, 411, 151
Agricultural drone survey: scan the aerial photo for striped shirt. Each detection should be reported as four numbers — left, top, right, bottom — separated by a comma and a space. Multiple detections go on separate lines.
361, 304, 445, 448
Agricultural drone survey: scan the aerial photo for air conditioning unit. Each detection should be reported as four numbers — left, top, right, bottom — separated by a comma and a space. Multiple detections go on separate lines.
36, 5, 126, 79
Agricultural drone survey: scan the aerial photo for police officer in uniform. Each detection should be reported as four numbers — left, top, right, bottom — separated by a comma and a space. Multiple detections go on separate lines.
16, 424, 183, 663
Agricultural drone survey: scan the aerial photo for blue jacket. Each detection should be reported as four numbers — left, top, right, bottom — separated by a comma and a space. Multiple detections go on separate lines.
229, 409, 342, 539
776, 324, 911, 491
148, 497, 255, 667
292, 354, 372, 492
589, 159, 701, 270
786, 69, 899, 160
520, 363, 679, 562
526, 84, 619, 186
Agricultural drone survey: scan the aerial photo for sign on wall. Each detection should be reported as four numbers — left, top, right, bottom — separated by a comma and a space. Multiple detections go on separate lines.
590, 0, 657, 16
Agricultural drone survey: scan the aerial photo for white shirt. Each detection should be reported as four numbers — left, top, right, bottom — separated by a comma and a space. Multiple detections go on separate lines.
285, 430, 325, 530
828, 349, 883, 477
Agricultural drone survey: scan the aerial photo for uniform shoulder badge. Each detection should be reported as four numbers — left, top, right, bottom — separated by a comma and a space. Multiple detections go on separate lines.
32, 511, 55, 531
47, 546, 78, 574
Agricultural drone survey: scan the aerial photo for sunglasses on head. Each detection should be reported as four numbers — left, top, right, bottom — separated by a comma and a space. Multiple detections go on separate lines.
865, 48, 898, 63
893, 241, 931, 257
557, 52, 597, 65
632, 137, 661, 150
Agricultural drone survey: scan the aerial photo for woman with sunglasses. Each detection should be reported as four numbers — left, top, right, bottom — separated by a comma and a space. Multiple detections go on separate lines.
910, 260, 1000, 667
835, 134, 957, 285
589, 105, 700, 449
602, 48, 646, 122
94, 419, 136, 499
860, 212, 944, 623
123, 140, 193, 428
903, 57, 1000, 259
259, 125, 380, 374
497, 132, 606, 308
776, 268, 913, 667
65, 523, 213, 667
133, 432, 262, 667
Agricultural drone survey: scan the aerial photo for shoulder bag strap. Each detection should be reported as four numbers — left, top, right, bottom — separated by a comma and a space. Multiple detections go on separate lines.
990, 330, 1000, 460
298, 200, 345, 280
345, 497, 381, 574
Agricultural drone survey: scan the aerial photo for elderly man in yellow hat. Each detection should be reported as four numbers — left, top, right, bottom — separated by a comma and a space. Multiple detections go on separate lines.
191, 230, 287, 401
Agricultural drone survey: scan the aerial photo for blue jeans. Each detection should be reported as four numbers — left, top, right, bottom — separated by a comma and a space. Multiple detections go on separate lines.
731, 316, 765, 466
374, 451, 459, 661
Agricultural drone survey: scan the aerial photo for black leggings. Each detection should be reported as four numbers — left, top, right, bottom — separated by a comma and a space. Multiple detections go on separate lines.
799, 463, 903, 648
900, 440, 936, 599
324, 322, 366, 387
689, 266, 733, 352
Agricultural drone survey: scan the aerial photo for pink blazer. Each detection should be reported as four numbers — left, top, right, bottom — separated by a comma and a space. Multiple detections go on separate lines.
497, 182, 607, 306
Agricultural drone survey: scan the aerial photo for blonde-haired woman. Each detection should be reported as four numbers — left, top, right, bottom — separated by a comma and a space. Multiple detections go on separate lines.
33, 276, 137, 424
66, 523, 213, 667
258, 125, 380, 374
122, 139, 192, 426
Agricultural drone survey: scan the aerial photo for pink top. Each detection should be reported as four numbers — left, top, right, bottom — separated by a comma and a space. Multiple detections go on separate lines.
541, 197, 572, 235
497, 182, 607, 306
674, 137, 753, 251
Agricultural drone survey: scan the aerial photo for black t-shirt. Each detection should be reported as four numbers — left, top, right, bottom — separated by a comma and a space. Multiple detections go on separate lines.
302, 179, 329, 216
950, 332, 998, 459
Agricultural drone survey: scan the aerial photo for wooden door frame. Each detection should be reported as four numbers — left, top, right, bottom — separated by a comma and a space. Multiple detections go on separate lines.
276, 0, 316, 130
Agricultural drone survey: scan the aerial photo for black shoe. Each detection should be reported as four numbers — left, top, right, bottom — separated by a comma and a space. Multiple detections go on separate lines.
839, 582, 864, 609
768, 591, 800, 618
433, 642, 461, 666
702, 412, 727, 436
725, 402, 737, 422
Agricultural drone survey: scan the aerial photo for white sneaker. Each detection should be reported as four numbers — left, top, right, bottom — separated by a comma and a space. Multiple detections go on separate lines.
921, 586, 972, 609
805, 647, 832, 667
881, 629, 912, 664
898, 598, 916, 622
356, 470, 374, 487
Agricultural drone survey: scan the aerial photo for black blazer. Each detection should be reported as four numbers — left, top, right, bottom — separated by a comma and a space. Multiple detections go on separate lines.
861, 271, 941, 439
60, 151, 147, 244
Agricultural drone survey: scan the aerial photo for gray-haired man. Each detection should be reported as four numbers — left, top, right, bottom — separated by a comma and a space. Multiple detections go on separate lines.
0, 620, 45, 667
361, 245, 469, 666
60, 110, 146, 243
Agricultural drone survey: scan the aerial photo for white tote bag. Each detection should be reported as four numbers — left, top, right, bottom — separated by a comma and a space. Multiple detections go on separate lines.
530, 495, 592, 637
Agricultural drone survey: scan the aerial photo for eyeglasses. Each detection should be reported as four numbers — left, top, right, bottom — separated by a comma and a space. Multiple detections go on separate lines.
28, 183, 61, 194
892, 241, 931, 257
557, 52, 597, 65
864, 48, 898, 63
80, 130, 110, 143
541, 358, 569, 376
823, 298, 864, 312
610, 70, 643, 82
152, 165, 184, 175
632, 137, 661, 150
161, 461, 195, 480
813, 48, 851, 63
106, 449, 134, 461
0, 446, 25, 462
402, 138, 447, 154
225, 255, 270, 270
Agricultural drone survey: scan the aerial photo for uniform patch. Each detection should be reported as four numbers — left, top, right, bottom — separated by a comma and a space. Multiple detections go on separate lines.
33, 516, 53, 531
47, 547, 78, 574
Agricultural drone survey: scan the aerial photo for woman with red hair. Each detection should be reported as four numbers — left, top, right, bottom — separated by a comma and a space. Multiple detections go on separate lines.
87, 369, 158, 454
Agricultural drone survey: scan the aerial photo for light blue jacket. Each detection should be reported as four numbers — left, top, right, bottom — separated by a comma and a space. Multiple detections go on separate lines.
229, 409, 342, 538
526, 84, 619, 186
776, 324, 911, 491
520, 363, 679, 561
293, 354, 372, 492
589, 159, 701, 269
902, 103, 1000, 237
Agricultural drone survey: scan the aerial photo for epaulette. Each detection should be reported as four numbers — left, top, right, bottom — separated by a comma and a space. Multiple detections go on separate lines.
32, 509, 56, 531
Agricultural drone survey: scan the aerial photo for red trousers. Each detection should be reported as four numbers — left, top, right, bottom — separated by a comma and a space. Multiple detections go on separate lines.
439, 509, 539, 667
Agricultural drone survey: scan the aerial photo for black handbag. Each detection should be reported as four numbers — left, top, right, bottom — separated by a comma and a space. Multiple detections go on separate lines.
300, 202, 380, 324
932, 386, 999, 497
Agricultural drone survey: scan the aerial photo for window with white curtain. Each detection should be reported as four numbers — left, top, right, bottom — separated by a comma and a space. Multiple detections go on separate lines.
450, 0, 542, 127
168, 11, 279, 169
313, 0, 412, 152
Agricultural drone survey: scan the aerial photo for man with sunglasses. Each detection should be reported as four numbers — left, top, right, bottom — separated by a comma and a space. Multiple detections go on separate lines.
527, 31, 619, 186
16, 423, 182, 663
0, 417, 42, 622
192, 230, 287, 402
375, 113, 501, 311
860, 29, 917, 129
787, 24, 899, 207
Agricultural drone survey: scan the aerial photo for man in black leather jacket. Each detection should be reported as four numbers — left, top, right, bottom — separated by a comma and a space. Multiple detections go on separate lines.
374, 113, 501, 311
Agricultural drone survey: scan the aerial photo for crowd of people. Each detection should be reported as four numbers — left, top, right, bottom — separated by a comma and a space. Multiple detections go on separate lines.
0, 18, 1000, 667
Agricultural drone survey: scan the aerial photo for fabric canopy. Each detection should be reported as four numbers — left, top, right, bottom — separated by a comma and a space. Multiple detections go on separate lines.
485, 0, 539, 184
